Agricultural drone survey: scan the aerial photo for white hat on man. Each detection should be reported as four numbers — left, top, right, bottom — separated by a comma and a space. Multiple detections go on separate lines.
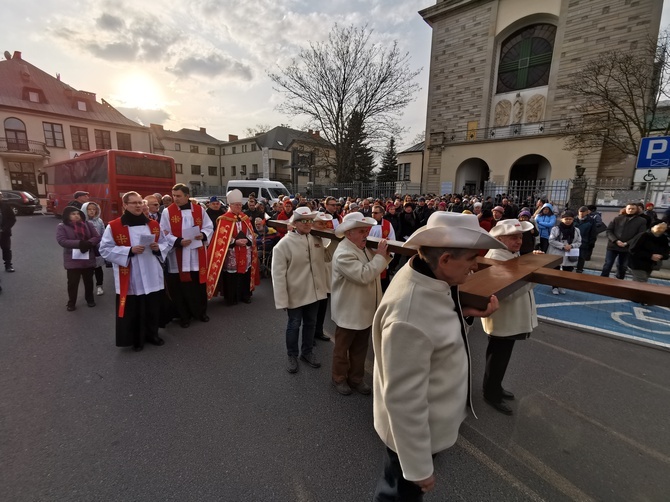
314, 212, 333, 222
227, 189, 243, 205
489, 218, 534, 238
403, 212, 505, 250
335, 211, 377, 238
289, 206, 319, 223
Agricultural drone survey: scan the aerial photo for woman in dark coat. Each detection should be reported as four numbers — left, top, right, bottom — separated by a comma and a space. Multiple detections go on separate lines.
56, 206, 101, 311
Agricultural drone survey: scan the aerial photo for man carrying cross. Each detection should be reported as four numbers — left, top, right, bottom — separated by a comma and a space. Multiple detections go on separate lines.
372, 212, 501, 500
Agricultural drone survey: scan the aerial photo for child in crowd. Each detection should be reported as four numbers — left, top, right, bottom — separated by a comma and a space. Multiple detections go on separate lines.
56, 206, 101, 311
82, 202, 106, 296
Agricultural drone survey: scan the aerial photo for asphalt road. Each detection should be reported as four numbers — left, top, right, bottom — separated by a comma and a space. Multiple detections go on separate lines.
2, 215, 670, 501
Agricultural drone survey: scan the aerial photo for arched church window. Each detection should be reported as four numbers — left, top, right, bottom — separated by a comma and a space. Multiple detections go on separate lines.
497, 24, 556, 93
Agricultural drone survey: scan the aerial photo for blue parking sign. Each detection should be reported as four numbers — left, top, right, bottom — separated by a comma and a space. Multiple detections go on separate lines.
637, 137, 670, 168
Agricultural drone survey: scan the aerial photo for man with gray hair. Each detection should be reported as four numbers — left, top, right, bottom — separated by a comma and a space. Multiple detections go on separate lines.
372, 211, 502, 500
331, 212, 390, 396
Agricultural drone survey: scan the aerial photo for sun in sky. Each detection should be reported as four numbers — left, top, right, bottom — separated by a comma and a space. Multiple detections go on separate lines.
112, 72, 165, 110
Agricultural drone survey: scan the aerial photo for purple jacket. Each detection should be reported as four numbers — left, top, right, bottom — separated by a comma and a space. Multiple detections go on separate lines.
56, 207, 101, 269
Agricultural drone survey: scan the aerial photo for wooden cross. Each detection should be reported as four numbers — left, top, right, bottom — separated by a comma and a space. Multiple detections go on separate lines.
267, 220, 670, 309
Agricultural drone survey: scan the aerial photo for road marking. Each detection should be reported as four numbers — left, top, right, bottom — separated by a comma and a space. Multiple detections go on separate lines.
456, 435, 546, 502
537, 299, 627, 308
531, 338, 670, 393
537, 316, 670, 350
539, 392, 670, 467
508, 443, 597, 502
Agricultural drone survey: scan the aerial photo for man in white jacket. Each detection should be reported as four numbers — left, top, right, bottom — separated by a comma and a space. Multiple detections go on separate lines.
331, 212, 391, 396
482, 218, 538, 415
271, 207, 331, 374
372, 212, 502, 500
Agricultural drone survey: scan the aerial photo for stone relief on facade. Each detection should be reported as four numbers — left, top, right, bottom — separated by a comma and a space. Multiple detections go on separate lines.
525, 94, 546, 123
494, 100, 511, 127
512, 93, 524, 124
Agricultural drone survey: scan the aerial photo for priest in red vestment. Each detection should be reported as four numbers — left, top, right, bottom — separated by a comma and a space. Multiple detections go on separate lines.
206, 189, 260, 305
161, 183, 214, 328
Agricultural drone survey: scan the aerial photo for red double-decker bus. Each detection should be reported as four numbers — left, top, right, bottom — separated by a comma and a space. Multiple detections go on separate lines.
46, 150, 176, 222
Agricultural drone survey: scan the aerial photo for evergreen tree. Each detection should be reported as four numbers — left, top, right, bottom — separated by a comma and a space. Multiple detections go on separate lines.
378, 137, 398, 182
340, 111, 375, 182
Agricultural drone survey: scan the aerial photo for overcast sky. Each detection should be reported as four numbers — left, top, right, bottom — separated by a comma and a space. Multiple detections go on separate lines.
3, 0, 669, 151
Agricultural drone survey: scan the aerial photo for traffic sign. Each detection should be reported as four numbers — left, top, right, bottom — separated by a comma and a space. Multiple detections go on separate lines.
636, 137, 670, 168
633, 168, 669, 183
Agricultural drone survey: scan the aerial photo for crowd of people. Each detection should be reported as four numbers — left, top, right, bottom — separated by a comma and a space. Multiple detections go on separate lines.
44, 185, 670, 500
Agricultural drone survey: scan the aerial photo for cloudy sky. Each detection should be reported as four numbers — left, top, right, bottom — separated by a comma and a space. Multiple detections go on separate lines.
3, 0, 670, 151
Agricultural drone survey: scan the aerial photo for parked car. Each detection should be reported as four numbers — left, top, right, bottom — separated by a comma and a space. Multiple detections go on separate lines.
0, 190, 42, 215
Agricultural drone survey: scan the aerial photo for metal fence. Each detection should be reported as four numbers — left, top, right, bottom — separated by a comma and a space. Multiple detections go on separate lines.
484, 178, 670, 210
187, 178, 670, 209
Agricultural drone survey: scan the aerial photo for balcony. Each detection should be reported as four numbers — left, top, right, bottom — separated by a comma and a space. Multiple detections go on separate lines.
0, 138, 50, 158
430, 119, 567, 147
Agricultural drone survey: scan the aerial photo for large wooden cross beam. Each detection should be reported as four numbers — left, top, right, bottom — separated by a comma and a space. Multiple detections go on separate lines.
266, 220, 670, 309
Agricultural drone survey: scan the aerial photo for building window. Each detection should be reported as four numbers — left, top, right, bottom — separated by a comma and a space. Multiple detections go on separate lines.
76, 100, 88, 111
191, 165, 201, 175
94, 129, 112, 149
22, 87, 47, 103
116, 132, 132, 150
240, 165, 247, 175
251, 164, 258, 174
43, 122, 65, 148
70, 126, 89, 150
325, 169, 330, 178
208, 147, 216, 155
221, 166, 225, 176
497, 24, 556, 93
251, 144, 257, 151
231, 166, 236, 176
242, 144, 247, 153
4, 117, 28, 151
190, 145, 199, 153
232, 146, 236, 154
399, 163, 411, 181
175, 163, 183, 174
222, 147, 226, 155
175, 143, 181, 151
208, 166, 217, 176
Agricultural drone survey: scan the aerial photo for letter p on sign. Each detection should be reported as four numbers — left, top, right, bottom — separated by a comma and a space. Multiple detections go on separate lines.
646, 139, 668, 159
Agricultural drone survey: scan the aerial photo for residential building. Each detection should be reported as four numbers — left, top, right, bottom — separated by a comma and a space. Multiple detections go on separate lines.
396, 141, 424, 194
0, 51, 151, 196
221, 126, 335, 194
419, 0, 663, 195
150, 124, 223, 195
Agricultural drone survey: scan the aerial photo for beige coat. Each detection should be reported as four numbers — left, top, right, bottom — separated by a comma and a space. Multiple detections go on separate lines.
481, 247, 537, 337
271, 230, 330, 310
331, 237, 389, 330
373, 258, 473, 481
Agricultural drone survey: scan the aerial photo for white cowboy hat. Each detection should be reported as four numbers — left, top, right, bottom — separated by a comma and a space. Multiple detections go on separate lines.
227, 189, 243, 205
314, 212, 333, 222
289, 206, 319, 223
489, 218, 534, 237
403, 212, 506, 250
335, 211, 376, 237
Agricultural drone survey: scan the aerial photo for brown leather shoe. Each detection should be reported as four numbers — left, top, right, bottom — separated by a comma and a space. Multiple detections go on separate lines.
349, 381, 371, 395
332, 379, 352, 395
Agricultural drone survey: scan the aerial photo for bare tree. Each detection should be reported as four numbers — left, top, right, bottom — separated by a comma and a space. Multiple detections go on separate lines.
244, 124, 273, 137
268, 24, 421, 182
561, 32, 670, 158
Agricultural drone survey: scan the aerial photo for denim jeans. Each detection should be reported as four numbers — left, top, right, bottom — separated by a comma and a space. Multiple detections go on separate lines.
600, 249, 629, 279
286, 302, 319, 357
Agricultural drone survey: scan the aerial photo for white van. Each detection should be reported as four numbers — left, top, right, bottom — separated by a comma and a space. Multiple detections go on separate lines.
225, 179, 291, 205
